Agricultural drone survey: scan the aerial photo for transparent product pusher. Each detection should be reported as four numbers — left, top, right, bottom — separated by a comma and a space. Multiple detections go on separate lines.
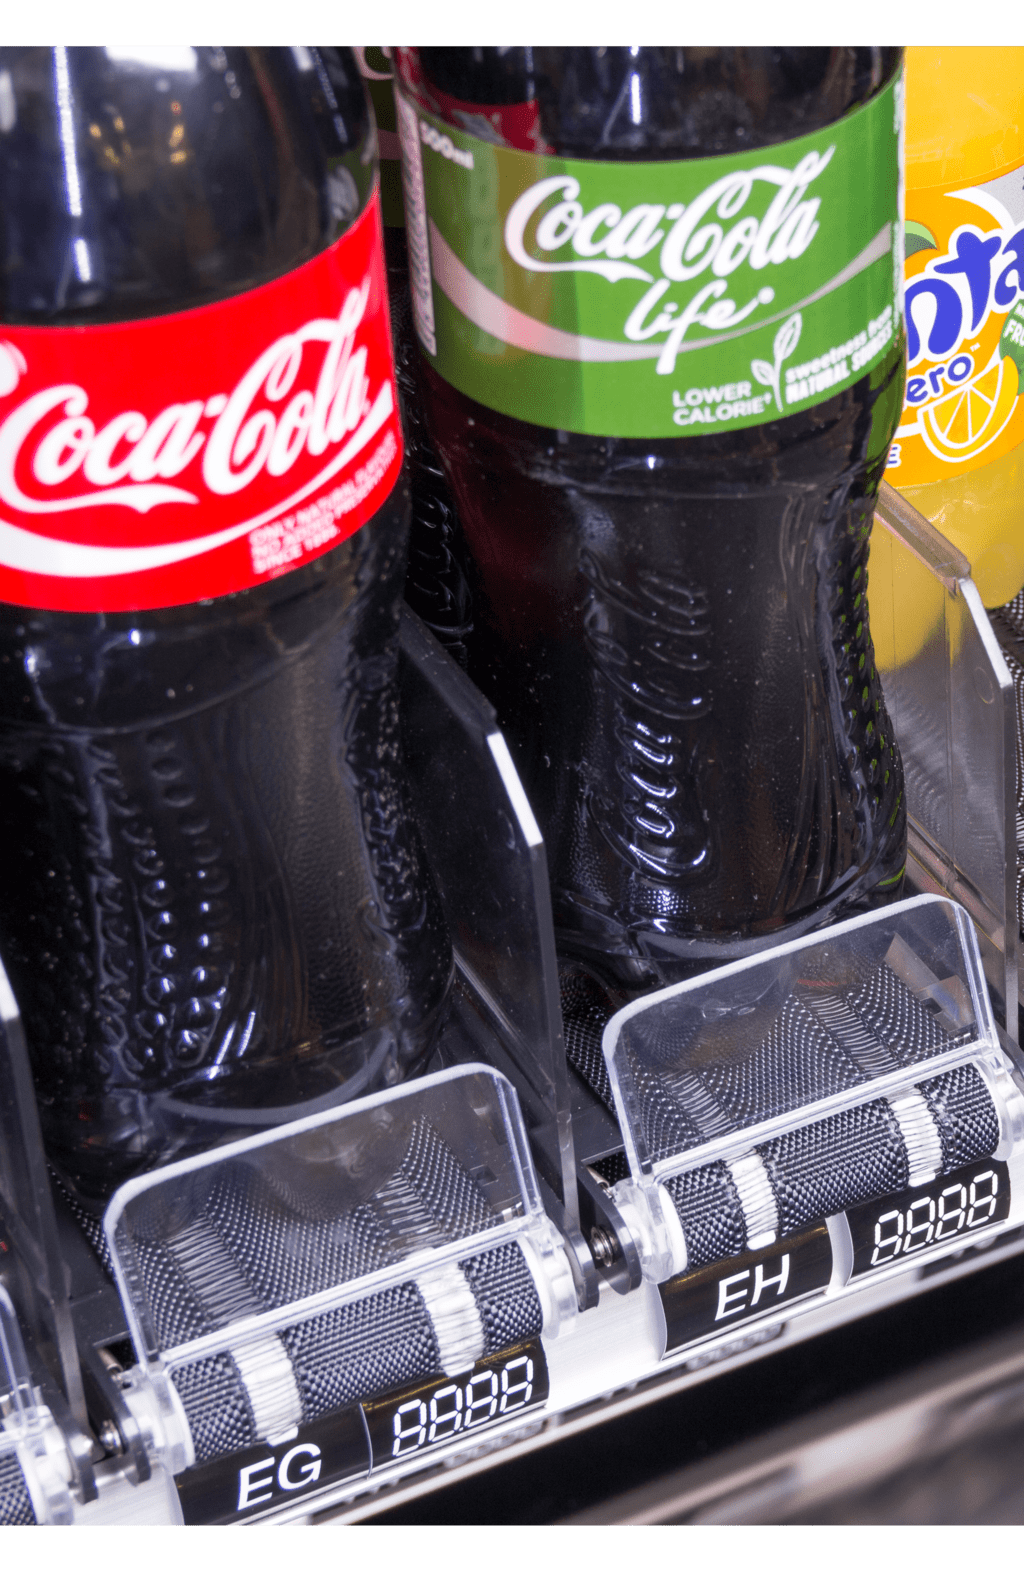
599, 894, 1024, 1360
0, 1061, 577, 1526
100, 1064, 578, 1527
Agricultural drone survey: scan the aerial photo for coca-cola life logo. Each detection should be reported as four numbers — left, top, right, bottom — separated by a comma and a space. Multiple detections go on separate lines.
0, 195, 403, 612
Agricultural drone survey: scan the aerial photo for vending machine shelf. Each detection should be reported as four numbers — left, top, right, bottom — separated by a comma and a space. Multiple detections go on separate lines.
4, 493, 1024, 1525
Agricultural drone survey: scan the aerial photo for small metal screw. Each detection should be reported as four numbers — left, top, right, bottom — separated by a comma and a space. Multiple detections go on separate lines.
590, 1226, 617, 1267
98, 1420, 123, 1456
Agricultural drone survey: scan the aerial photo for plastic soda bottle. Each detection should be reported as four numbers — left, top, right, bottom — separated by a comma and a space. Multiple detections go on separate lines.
0, 48, 453, 1205
395, 47, 907, 994
881, 46, 1024, 612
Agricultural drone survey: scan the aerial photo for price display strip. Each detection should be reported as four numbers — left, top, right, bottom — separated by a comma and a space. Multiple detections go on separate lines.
847, 1157, 1011, 1278
363, 1337, 549, 1471
174, 1337, 549, 1524
175, 1402, 370, 1526
659, 1223, 834, 1357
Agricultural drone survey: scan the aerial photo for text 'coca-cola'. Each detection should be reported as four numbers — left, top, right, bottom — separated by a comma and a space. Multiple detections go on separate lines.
0, 196, 403, 612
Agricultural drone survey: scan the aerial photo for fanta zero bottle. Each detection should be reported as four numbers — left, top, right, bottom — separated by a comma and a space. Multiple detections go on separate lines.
882, 46, 1024, 609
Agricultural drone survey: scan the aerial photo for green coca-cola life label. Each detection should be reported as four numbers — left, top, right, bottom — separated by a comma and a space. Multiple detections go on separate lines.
396, 73, 904, 437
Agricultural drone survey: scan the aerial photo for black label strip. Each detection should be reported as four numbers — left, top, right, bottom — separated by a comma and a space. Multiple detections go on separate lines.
363, 1337, 549, 1471
175, 1402, 368, 1526
659, 1223, 834, 1356
847, 1157, 1010, 1278
174, 1337, 549, 1524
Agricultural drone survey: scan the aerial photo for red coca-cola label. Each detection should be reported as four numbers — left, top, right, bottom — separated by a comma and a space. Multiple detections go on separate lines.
0, 194, 403, 612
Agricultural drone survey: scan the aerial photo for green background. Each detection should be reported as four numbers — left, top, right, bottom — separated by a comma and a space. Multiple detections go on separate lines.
413, 78, 901, 437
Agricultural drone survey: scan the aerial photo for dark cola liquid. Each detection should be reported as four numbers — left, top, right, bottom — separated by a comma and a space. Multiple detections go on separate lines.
0, 47, 452, 1205
349, 48, 473, 658
358, 46, 474, 661
399, 48, 907, 993
385, 227, 474, 666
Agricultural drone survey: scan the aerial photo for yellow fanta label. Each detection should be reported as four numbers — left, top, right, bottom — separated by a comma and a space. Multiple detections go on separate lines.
886, 164, 1024, 486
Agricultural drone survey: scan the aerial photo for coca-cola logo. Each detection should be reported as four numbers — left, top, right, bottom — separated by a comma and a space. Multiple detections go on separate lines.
0, 281, 379, 518
503, 153, 834, 287
0, 198, 404, 610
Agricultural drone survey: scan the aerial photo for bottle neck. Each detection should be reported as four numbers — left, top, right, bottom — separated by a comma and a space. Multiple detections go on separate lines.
397, 47, 903, 160
0, 46, 376, 327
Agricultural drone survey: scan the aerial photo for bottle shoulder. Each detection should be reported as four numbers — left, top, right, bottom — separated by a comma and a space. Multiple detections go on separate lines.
0, 46, 376, 326
400, 47, 902, 158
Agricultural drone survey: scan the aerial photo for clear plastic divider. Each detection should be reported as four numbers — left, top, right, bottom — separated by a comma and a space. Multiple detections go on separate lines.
105, 1063, 570, 1370
872, 482, 1017, 1038
0, 960, 88, 1432
398, 607, 582, 1259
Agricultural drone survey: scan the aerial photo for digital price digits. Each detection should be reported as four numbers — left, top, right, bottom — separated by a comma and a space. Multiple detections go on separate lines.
869, 1170, 999, 1266
362, 1341, 549, 1470
848, 1160, 1010, 1278
391, 1355, 535, 1457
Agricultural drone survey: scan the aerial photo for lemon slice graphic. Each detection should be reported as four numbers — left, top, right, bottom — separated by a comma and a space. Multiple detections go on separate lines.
919, 355, 1019, 463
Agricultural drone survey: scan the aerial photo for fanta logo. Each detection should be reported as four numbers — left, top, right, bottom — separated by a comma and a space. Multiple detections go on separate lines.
0, 283, 375, 517
905, 221, 1024, 366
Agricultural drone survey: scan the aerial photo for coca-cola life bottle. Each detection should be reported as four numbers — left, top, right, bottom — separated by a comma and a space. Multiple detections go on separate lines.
395, 48, 907, 998
0, 46, 453, 1207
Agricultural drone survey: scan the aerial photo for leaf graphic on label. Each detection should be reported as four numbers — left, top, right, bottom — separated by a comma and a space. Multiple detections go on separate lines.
904, 219, 938, 257
750, 359, 775, 389
998, 302, 1024, 393
774, 314, 802, 365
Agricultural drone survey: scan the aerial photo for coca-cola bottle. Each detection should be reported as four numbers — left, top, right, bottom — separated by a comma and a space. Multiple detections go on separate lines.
356, 45, 474, 665
394, 47, 907, 996
0, 46, 453, 1207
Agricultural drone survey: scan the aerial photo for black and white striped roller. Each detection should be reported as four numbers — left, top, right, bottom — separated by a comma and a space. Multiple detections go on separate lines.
0, 1447, 36, 1526
662, 1060, 1001, 1270
564, 957, 1014, 1275
128, 1118, 546, 1468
